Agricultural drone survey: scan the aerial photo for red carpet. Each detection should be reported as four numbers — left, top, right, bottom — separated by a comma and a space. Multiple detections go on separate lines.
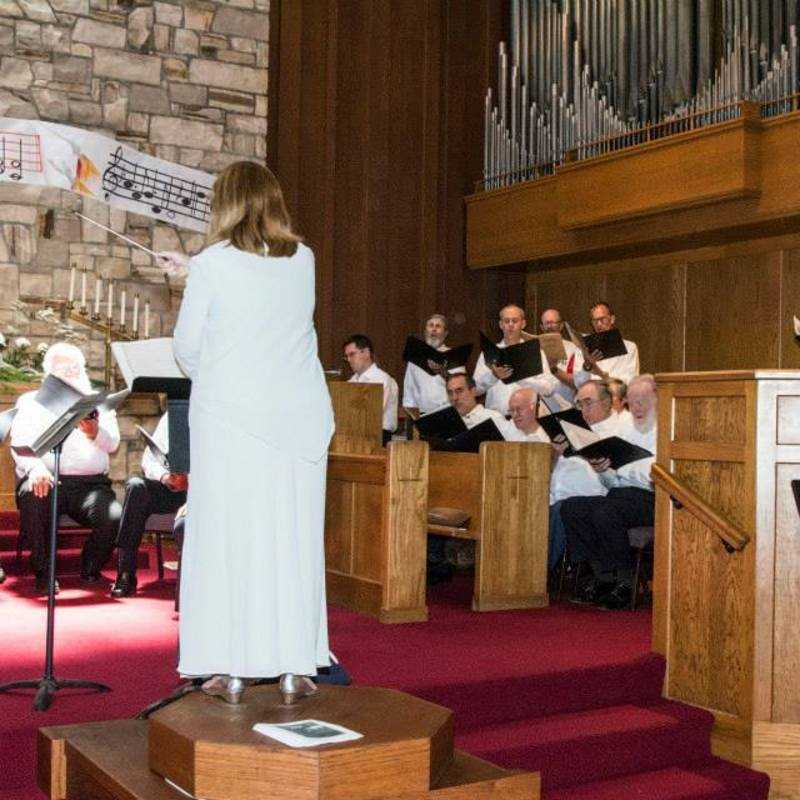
0, 515, 769, 800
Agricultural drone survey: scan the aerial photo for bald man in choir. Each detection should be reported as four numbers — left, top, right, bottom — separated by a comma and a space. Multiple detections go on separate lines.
539, 307, 584, 404
560, 375, 657, 611
402, 314, 452, 416
474, 304, 558, 416
574, 302, 639, 388
343, 334, 399, 444
503, 387, 607, 571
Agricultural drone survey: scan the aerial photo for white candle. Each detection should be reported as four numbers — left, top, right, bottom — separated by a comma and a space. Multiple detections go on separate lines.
107, 280, 114, 320
144, 300, 150, 338
120, 289, 126, 327
133, 294, 139, 335
68, 267, 76, 302
94, 278, 102, 315
81, 270, 87, 309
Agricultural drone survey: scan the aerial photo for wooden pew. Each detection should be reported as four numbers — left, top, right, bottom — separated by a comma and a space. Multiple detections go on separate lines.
428, 442, 551, 612
325, 441, 429, 623
327, 381, 383, 454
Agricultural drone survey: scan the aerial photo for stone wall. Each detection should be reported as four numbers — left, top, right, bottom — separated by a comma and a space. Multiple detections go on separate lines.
0, 0, 268, 487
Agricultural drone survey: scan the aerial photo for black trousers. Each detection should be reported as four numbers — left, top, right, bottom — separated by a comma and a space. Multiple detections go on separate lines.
560, 487, 655, 580
116, 476, 187, 574
16, 474, 122, 576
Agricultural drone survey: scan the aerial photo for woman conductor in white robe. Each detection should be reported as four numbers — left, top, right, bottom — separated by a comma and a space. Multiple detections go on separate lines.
168, 161, 334, 705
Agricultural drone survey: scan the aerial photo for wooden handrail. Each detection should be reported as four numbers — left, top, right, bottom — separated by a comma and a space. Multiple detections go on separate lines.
651, 463, 750, 553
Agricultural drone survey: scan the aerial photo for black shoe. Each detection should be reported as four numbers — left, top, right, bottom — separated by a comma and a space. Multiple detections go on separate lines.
599, 581, 634, 611
80, 571, 102, 585
110, 572, 137, 598
34, 573, 59, 595
570, 577, 616, 605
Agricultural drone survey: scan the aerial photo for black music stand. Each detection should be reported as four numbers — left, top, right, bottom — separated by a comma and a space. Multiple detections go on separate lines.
0, 393, 118, 711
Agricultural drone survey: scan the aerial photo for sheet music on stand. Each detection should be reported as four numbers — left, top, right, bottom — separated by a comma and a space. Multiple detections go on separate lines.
111, 338, 191, 399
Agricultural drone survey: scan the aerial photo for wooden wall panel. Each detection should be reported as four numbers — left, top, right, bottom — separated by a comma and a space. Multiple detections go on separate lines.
528, 233, 800, 375
685, 253, 781, 372
269, 0, 520, 383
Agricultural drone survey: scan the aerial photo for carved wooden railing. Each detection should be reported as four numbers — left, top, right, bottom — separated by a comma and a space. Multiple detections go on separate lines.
651, 463, 750, 553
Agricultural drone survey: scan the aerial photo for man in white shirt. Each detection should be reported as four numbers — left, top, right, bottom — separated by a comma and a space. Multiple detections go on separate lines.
402, 314, 453, 416
504, 387, 607, 570
540, 308, 583, 404
473, 304, 558, 416
574, 302, 639, 389
344, 334, 398, 443
111, 412, 188, 597
11, 343, 121, 593
445, 372, 507, 430
560, 375, 657, 609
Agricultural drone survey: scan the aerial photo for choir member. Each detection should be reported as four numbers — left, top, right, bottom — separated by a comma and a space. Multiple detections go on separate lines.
446, 372, 507, 429
111, 412, 188, 598
540, 307, 583, 403
575, 302, 639, 387
343, 334, 399, 443
474, 304, 558, 416
560, 375, 657, 610
402, 314, 451, 415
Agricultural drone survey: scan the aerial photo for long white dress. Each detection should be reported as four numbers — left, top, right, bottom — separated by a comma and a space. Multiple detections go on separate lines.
173, 240, 334, 678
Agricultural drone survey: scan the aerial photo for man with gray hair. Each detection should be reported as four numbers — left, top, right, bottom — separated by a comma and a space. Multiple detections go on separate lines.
10, 342, 122, 593
402, 314, 452, 415
560, 374, 657, 610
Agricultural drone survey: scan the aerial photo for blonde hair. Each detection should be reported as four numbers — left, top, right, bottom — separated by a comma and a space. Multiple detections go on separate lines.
207, 161, 301, 258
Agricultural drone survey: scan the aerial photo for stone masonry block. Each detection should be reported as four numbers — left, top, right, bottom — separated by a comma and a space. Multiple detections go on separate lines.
150, 114, 222, 150
0, 57, 33, 90
129, 83, 170, 114
188, 58, 265, 94
94, 47, 161, 86
73, 17, 126, 48
212, 5, 268, 41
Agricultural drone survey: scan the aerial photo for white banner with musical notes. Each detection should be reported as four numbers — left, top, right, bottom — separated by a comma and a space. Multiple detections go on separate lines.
0, 117, 214, 232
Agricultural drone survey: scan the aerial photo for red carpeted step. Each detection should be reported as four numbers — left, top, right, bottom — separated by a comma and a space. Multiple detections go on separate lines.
0, 510, 19, 529
542, 757, 770, 800
457, 699, 713, 791
418, 653, 666, 730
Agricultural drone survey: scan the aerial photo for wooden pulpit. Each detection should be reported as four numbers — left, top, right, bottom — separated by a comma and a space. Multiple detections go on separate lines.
652, 370, 800, 800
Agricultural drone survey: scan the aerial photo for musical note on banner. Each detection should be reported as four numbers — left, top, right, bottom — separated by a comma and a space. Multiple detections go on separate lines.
102, 147, 212, 227
0, 132, 43, 182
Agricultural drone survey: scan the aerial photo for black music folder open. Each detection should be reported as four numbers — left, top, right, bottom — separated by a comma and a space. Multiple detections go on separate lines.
438, 418, 506, 453
560, 420, 652, 470
479, 332, 543, 384
582, 328, 628, 361
402, 337, 473, 376
414, 405, 467, 441
537, 405, 590, 444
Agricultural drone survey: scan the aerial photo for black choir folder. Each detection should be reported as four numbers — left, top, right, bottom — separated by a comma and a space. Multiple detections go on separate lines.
536, 393, 590, 444
560, 420, 652, 470
479, 332, 543, 384
582, 328, 628, 361
13, 375, 129, 458
413, 405, 505, 453
402, 337, 473, 376
136, 411, 190, 475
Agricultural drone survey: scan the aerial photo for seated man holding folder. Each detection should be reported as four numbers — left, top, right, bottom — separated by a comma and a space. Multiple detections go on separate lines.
574, 302, 639, 388
111, 412, 188, 598
474, 304, 558, 416
560, 375, 657, 610
10, 343, 122, 593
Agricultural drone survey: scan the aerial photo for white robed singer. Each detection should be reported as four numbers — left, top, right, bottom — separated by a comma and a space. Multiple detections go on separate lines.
170, 162, 334, 699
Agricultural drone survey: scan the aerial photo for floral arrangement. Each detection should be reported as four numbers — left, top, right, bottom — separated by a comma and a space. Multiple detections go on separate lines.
0, 332, 48, 383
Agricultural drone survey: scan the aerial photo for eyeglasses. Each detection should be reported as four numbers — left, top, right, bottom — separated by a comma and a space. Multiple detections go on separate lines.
591, 315, 612, 325
575, 398, 600, 410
